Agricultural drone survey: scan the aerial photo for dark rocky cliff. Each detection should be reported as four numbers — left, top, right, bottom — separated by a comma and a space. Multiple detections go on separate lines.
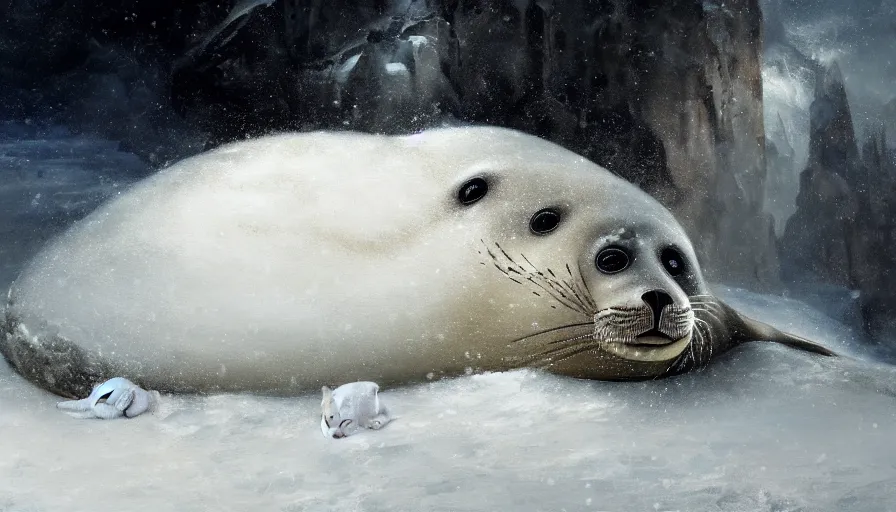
0, 0, 776, 288
780, 62, 896, 338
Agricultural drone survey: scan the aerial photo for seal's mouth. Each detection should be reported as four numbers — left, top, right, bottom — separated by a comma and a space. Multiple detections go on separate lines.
593, 303, 695, 362
600, 332, 693, 362
634, 328, 678, 345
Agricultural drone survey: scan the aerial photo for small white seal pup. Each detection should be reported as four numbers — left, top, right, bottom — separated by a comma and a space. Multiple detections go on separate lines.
320, 382, 392, 439
56, 377, 160, 419
0, 126, 835, 398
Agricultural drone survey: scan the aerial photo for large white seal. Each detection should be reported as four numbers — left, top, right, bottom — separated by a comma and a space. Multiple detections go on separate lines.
0, 126, 833, 397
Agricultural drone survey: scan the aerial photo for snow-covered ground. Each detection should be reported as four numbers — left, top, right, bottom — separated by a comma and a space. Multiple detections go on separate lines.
1, 129, 895, 511
3, 325, 896, 511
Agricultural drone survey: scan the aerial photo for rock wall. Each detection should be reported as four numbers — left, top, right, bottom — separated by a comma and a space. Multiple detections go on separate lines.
780, 62, 896, 337
632, 0, 776, 288
0, 0, 777, 288
764, 113, 800, 234
760, 5, 819, 235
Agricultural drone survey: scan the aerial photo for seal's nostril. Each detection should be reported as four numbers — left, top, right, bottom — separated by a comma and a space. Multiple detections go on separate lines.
641, 290, 674, 327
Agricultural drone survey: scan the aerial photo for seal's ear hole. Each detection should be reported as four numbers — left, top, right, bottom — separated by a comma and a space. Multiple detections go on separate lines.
529, 208, 561, 235
660, 247, 686, 277
596, 246, 630, 274
458, 177, 488, 205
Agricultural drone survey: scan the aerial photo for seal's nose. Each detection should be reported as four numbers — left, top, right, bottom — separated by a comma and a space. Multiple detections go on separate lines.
641, 290, 674, 330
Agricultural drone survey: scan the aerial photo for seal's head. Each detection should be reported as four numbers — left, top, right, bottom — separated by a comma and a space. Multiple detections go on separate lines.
421, 126, 832, 380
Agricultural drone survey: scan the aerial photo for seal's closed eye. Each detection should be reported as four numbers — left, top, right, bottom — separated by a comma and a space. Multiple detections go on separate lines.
458, 177, 488, 205
596, 246, 630, 274
529, 208, 561, 235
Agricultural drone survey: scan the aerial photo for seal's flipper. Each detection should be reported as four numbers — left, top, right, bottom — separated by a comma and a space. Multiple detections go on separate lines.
767, 335, 838, 357
56, 396, 95, 412
364, 413, 392, 430
718, 300, 838, 357
738, 314, 837, 357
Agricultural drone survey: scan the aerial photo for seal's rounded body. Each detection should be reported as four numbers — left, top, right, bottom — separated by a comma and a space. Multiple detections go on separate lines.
1, 127, 833, 396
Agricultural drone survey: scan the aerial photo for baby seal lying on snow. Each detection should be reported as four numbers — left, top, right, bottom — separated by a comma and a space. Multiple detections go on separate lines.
56, 377, 161, 419
56, 377, 393, 443
320, 382, 392, 439
2, 127, 836, 402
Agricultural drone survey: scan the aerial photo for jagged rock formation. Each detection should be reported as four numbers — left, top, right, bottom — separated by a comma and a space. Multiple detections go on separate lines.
764, 112, 799, 234
0, 0, 778, 287
760, 0, 820, 234
780, 63, 861, 287
806, 64, 864, 189
781, 62, 896, 337
884, 98, 896, 148
859, 127, 896, 336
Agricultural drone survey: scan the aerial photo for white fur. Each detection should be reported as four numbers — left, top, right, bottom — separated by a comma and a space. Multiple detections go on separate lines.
7, 126, 703, 392
320, 382, 391, 438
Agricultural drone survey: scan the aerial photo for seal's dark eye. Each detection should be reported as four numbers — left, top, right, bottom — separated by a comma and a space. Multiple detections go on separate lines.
661, 247, 685, 277
458, 177, 488, 205
529, 208, 561, 235
596, 247, 630, 274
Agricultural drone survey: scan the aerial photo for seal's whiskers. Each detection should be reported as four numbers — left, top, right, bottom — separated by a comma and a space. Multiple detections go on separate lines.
689, 300, 724, 319
567, 263, 598, 311
658, 304, 694, 341
509, 322, 595, 345
594, 306, 654, 344
482, 240, 597, 318
534, 334, 595, 358
693, 317, 715, 365
519, 252, 591, 315
531, 342, 602, 369
691, 308, 723, 327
